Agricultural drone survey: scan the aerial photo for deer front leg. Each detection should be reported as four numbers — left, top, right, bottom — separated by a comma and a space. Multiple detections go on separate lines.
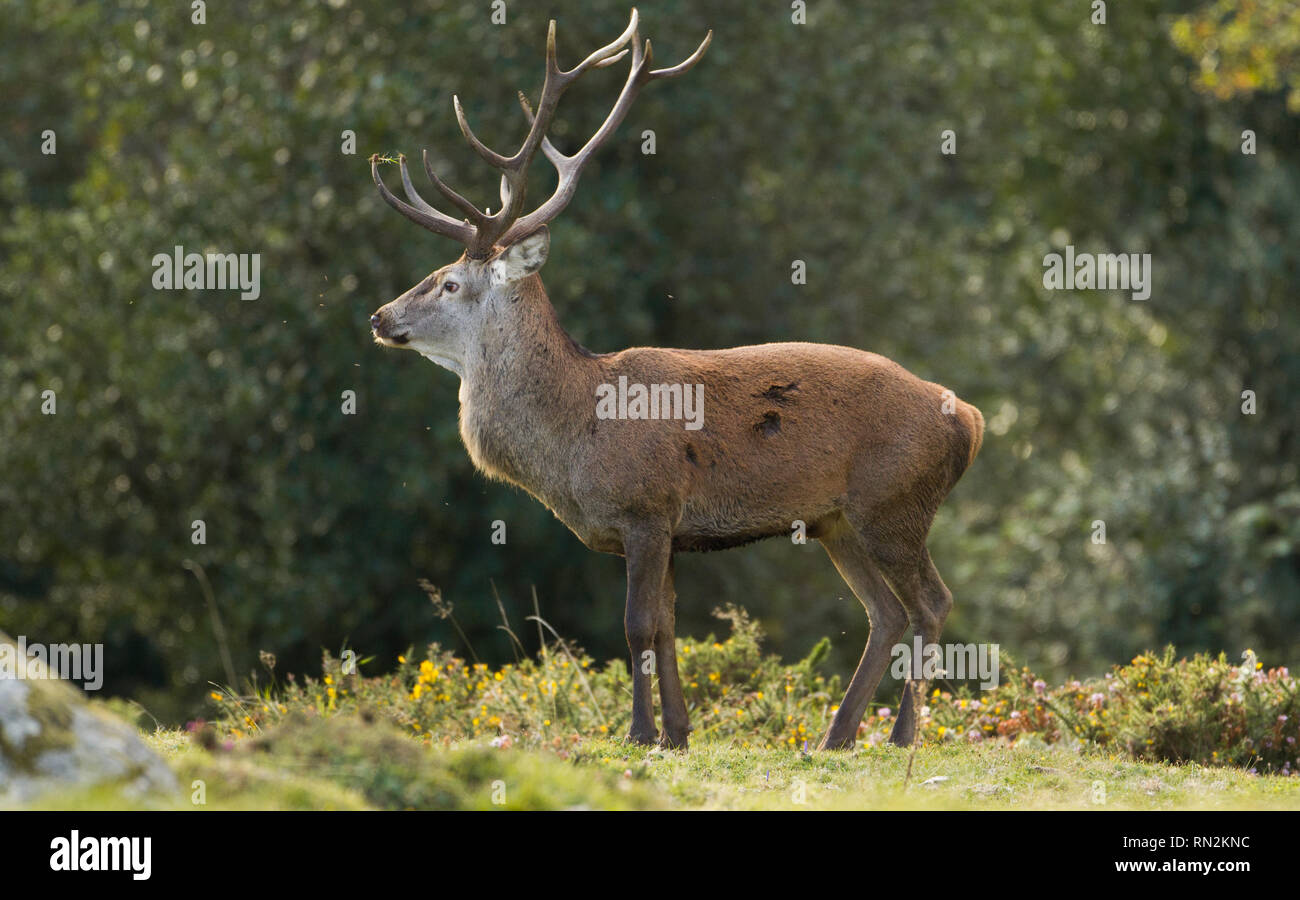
655, 556, 690, 749
623, 524, 672, 746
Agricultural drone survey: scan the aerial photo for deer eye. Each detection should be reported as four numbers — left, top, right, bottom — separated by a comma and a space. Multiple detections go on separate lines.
443, 280, 459, 294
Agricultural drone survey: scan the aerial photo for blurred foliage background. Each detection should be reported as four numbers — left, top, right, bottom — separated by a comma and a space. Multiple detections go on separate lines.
2, 0, 1297, 723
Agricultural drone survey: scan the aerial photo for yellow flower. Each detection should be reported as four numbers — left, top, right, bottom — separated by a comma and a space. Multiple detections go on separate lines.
708, 672, 720, 682
937, 726, 946, 737
599, 724, 608, 733
494, 671, 505, 681
398, 655, 406, 664
209, 692, 222, 701
324, 675, 333, 685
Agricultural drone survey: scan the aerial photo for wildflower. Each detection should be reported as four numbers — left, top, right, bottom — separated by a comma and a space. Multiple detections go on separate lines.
1090, 692, 1105, 707
878, 707, 891, 719
324, 675, 333, 685
209, 692, 222, 701
398, 655, 406, 664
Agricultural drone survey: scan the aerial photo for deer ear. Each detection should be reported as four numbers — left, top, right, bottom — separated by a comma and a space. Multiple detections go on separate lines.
489, 226, 550, 286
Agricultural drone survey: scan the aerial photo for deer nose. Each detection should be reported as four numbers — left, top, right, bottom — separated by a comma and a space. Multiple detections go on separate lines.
370, 312, 381, 329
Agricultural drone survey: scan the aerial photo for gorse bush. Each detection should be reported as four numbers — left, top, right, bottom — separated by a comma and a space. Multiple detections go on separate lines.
207, 607, 1299, 774
913, 648, 1299, 774
211, 606, 843, 751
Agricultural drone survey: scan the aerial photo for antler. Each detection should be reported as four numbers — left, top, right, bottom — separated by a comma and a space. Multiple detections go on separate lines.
371, 8, 712, 259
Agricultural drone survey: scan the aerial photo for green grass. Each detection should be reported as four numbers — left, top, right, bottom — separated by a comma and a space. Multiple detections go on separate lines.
55, 724, 1300, 810
16, 606, 1300, 810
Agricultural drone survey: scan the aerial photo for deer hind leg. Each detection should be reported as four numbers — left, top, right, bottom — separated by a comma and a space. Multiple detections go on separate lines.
654, 556, 690, 749
623, 523, 672, 746
871, 546, 953, 748
816, 519, 908, 751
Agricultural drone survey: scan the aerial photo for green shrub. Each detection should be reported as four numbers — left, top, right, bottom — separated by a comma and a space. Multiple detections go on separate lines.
207, 608, 1298, 773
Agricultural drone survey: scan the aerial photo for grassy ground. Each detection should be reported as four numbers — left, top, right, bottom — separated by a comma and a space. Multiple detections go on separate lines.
17, 608, 1300, 810
28, 716, 1300, 811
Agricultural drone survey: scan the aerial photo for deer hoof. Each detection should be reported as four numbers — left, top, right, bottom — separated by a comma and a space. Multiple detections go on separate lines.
817, 734, 856, 752
658, 731, 689, 751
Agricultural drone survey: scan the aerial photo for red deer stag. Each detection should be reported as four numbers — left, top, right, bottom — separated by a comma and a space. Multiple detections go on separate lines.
369, 9, 984, 750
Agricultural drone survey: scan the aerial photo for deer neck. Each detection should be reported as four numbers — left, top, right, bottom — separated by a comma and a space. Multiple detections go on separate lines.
457, 276, 598, 498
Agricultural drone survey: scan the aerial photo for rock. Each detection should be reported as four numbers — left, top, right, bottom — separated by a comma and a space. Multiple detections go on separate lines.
0, 631, 177, 804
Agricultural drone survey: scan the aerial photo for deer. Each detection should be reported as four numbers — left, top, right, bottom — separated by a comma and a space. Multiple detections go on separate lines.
368, 8, 984, 751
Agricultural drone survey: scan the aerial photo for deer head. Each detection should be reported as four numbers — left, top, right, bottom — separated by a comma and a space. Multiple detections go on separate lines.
368, 8, 711, 375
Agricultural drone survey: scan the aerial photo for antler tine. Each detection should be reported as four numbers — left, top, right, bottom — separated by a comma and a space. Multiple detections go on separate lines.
516, 93, 565, 167
499, 25, 713, 247
397, 154, 441, 215
421, 149, 489, 226
556, 8, 640, 78
371, 154, 477, 245
648, 29, 712, 80
452, 95, 514, 170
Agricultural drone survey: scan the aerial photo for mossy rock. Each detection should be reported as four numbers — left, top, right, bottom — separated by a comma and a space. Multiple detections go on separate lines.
0, 631, 177, 804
